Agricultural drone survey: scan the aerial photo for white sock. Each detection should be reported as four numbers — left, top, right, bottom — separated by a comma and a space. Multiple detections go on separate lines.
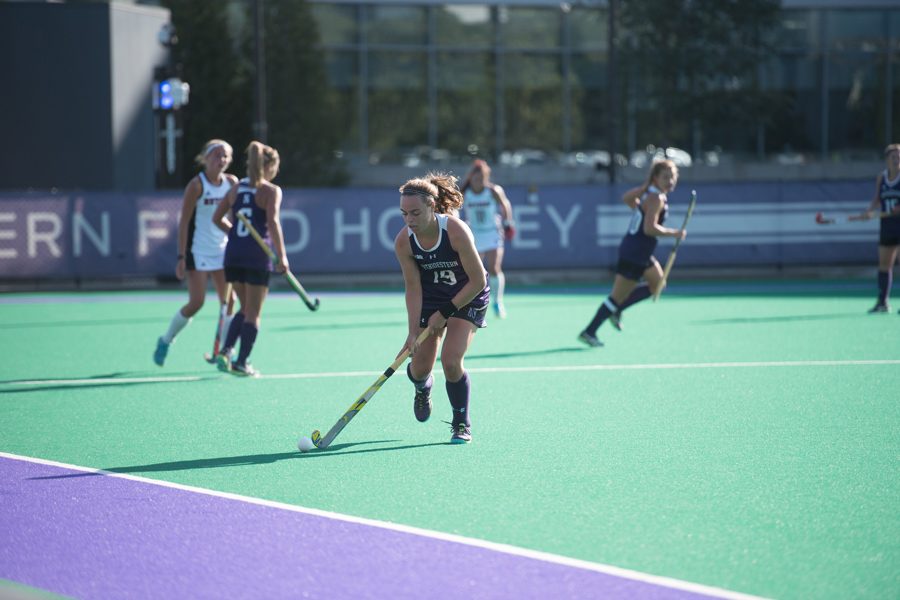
490, 273, 506, 306
163, 310, 191, 344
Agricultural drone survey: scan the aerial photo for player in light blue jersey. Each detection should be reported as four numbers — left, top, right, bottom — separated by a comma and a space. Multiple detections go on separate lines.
395, 173, 490, 444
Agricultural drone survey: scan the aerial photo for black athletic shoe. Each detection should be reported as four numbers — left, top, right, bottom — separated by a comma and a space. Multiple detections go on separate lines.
414, 387, 432, 422
868, 303, 890, 314
609, 311, 622, 332
577, 330, 604, 348
450, 422, 471, 444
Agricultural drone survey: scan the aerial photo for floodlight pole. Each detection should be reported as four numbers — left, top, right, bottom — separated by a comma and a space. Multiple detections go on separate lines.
253, 0, 269, 143
607, 0, 618, 184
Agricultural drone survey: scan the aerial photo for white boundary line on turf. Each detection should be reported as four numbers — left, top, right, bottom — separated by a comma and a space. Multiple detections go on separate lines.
1, 452, 769, 600
6, 359, 900, 387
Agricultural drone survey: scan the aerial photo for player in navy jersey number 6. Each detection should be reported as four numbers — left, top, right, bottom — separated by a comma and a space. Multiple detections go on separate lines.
211, 141, 288, 377
578, 159, 686, 348
394, 173, 490, 444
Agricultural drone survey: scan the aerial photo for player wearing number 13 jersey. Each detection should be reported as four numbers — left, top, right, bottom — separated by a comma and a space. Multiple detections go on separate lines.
395, 172, 490, 444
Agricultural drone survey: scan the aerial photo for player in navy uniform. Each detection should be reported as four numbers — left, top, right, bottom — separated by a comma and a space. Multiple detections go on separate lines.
154, 140, 237, 366
578, 159, 686, 347
858, 143, 900, 313
460, 159, 515, 318
395, 173, 490, 444
211, 141, 287, 377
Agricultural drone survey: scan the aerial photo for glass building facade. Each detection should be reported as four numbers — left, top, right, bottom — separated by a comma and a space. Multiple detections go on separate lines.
308, 0, 900, 170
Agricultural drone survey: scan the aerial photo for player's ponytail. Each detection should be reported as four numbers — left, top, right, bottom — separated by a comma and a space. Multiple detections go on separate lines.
400, 172, 463, 215
428, 172, 464, 215
246, 141, 280, 187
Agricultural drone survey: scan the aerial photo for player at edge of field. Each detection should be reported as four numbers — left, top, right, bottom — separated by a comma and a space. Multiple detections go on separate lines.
210, 141, 287, 377
395, 173, 490, 444
460, 159, 515, 318
577, 159, 686, 348
857, 143, 900, 314
154, 139, 238, 367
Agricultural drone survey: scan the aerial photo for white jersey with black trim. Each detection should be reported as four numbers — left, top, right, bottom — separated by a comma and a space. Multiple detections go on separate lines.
464, 187, 501, 235
191, 172, 231, 256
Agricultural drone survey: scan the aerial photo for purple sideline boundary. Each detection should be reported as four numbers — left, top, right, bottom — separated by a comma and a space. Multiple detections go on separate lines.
1, 456, 735, 600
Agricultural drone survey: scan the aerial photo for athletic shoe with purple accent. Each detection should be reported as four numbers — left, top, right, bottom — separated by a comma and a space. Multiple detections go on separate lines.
577, 331, 603, 348
153, 337, 170, 366
414, 387, 432, 422
450, 422, 471, 444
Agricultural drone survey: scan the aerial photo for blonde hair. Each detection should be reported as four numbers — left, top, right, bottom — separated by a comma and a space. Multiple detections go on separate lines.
193, 139, 233, 167
884, 143, 900, 157
246, 141, 280, 187
644, 159, 678, 189
399, 172, 464, 215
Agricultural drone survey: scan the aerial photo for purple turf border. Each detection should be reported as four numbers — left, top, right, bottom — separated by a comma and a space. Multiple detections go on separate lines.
1, 455, 747, 600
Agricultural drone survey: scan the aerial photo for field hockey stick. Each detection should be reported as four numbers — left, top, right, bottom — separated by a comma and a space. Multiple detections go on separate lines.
235, 212, 320, 311
816, 211, 892, 225
311, 330, 431, 450
653, 189, 697, 302
204, 282, 232, 363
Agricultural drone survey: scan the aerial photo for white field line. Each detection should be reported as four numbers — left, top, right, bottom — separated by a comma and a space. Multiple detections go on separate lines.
0, 452, 770, 600
6, 359, 900, 387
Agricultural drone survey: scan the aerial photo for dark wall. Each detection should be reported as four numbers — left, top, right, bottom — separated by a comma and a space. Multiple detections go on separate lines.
0, 3, 169, 192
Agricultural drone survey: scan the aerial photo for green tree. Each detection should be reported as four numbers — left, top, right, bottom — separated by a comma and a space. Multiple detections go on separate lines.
619, 0, 781, 155
262, 0, 348, 185
161, 0, 253, 185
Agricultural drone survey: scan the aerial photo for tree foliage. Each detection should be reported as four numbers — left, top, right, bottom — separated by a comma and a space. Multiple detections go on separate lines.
161, 0, 346, 186
619, 0, 782, 152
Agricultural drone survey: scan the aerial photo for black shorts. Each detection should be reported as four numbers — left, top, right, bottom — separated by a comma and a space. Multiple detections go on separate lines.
879, 231, 900, 247
225, 266, 270, 287
185, 250, 196, 271
615, 257, 651, 282
419, 298, 488, 329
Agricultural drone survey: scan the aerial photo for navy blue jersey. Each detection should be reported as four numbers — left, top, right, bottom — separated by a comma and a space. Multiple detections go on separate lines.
224, 178, 272, 271
618, 186, 668, 264
409, 214, 489, 308
878, 170, 900, 235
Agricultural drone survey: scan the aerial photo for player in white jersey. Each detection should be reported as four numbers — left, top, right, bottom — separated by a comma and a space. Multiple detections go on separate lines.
154, 139, 238, 366
461, 159, 515, 318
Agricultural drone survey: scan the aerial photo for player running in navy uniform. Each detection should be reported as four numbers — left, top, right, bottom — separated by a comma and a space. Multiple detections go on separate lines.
578, 159, 686, 347
211, 141, 287, 377
859, 143, 900, 313
395, 173, 490, 444
461, 159, 515, 318
154, 140, 237, 366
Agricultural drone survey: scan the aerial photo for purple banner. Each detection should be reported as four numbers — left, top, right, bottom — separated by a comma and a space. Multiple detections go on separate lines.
0, 179, 876, 280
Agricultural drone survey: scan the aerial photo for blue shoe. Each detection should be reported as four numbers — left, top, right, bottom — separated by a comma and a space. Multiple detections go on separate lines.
493, 303, 507, 319
450, 422, 471, 444
216, 353, 232, 373
153, 337, 169, 366
577, 331, 603, 348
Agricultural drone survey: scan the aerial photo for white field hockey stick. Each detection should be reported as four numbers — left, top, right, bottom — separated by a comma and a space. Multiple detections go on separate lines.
653, 189, 697, 302
815, 210, 892, 225
311, 330, 431, 450
204, 282, 233, 363
235, 212, 321, 311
